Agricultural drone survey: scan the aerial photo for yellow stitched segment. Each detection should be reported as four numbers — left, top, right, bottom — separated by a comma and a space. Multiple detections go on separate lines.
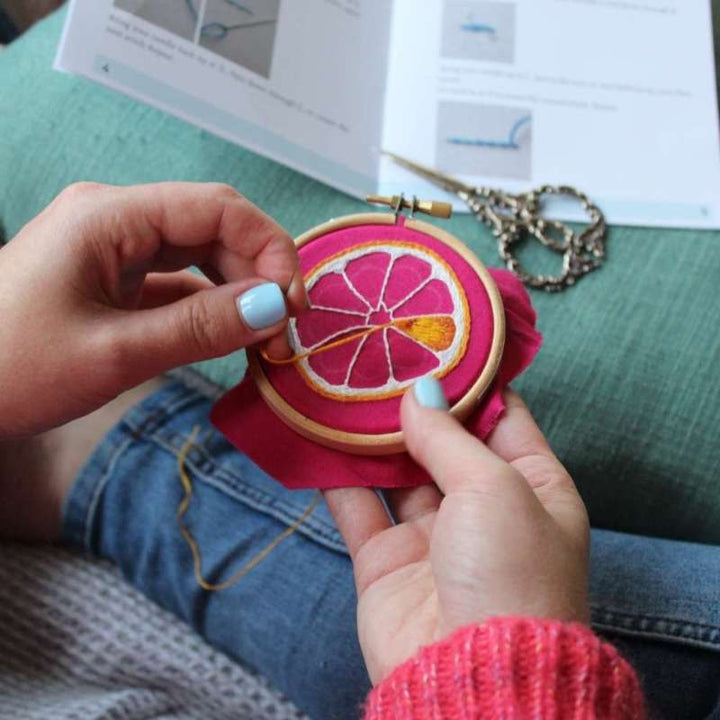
396, 315, 456, 352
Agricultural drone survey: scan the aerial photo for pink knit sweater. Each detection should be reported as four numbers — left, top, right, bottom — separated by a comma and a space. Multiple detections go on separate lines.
364, 618, 645, 719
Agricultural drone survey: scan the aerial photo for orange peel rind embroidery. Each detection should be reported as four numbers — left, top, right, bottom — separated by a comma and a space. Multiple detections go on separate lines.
262, 240, 472, 403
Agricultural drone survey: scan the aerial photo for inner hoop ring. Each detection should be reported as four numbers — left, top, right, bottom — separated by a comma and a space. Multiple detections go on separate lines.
248, 213, 506, 455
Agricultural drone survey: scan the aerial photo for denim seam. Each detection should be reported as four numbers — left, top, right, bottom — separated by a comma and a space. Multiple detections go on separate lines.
81, 379, 347, 553
591, 606, 720, 634
123, 385, 203, 438
154, 427, 340, 536
592, 623, 720, 653
591, 606, 720, 650
82, 436, 135, 551
61, 381, 196, 549
148, 431, 348, 555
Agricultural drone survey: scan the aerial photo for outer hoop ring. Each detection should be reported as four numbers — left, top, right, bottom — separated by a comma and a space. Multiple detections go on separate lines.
249, 213, 506, 455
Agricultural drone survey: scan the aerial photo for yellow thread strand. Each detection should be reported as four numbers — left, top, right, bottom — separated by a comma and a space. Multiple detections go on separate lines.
261, 314, 456, 365
176, 428, 321, 592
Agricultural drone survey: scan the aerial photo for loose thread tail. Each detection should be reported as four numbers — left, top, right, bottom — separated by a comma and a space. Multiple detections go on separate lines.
260, 314, 456, 365
176, 428, 321, 592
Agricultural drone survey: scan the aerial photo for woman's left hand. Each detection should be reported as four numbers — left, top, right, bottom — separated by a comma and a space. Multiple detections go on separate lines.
0, 182, 307, 437
326, 387, 589, 685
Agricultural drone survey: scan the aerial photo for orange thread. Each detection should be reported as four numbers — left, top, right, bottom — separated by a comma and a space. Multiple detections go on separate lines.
177, 428, 321, 592
261, 314, 456, 365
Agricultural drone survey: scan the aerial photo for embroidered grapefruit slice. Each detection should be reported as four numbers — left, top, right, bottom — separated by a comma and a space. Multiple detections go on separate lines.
288, 242, 470, 401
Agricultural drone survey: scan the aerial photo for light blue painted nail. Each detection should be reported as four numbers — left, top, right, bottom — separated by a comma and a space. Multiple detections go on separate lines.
237, 283, 287, 330
413, 376, 449, 410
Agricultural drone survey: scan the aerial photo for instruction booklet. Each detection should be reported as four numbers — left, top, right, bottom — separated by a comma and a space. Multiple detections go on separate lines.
56, 0, 720, 229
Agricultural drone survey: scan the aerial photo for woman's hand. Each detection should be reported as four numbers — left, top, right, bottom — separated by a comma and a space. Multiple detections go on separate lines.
0, 182, 307, 437
325, 382, 589, 685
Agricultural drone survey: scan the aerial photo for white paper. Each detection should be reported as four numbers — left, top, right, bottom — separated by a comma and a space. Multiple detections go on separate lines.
380, 0, 720, 228
56, 0, 720, 229
56, 0, 390, 199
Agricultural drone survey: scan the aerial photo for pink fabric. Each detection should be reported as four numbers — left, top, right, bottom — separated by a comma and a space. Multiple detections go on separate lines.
300, 252, 450, 389
264, 221, 495, 434
211, 266, 542, 490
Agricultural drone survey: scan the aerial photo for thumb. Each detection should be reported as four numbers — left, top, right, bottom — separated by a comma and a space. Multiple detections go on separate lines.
401, 377, 530, 499
106, 279, 289, 382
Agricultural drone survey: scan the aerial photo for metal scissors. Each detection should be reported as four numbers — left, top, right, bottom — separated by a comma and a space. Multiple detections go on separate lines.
384, 152, 607, 292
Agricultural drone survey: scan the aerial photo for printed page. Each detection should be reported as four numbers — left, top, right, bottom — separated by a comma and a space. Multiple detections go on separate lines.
380, 0, 720, 229
55, 0, 390, 199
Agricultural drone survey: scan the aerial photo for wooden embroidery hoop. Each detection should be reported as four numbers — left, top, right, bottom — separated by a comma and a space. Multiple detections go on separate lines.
248, 210, 506, 455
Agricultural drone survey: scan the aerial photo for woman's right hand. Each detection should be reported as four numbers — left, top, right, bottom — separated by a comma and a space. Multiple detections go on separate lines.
0, 182, 306, 437
326, 383, 590, 685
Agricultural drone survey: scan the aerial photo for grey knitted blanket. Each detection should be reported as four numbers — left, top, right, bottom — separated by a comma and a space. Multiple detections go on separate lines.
0, 542, 306, 720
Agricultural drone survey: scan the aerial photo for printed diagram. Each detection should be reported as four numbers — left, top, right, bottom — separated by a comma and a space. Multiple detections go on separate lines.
196, 0, 280, 78
436, 102, 532, 180
114, 0, 280, 78
442, 1, 516, 64
447, 113, 530, 150
114, 0, 197, 41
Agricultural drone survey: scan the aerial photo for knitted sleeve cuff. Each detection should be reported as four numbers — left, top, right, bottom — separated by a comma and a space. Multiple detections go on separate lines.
364, 617, 645, 720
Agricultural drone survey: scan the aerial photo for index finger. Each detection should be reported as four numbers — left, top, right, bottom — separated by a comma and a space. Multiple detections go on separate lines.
323, 487, 391, 561
485, 390, 576, 496
400, 388, 529, 499
485, 390, 588, 540
56, 182, 308, 314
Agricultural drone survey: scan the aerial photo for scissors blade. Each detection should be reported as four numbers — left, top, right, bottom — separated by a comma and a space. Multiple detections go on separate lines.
383, 151, 475, 196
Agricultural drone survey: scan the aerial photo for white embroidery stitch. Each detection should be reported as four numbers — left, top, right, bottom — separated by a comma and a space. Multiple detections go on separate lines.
342, 270, 373, 311
382, 328, 395, 384
344, 334, 369, 386
376, 256, 396, 312
387, 276, 432, 314
309, 304, 367, 318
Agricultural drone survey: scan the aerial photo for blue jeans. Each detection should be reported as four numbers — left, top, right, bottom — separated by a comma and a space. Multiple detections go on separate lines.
62, 380, 720, 720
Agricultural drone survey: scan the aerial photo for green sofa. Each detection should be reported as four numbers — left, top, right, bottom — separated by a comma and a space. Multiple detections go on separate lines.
1, 7, 719, 544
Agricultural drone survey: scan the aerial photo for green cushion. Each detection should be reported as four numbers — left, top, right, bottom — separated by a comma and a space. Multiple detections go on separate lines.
2, 8, 719, 544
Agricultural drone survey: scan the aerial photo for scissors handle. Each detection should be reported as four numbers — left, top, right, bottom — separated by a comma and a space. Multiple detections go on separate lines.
383, 152, 607, 291
462, 184, 607, 292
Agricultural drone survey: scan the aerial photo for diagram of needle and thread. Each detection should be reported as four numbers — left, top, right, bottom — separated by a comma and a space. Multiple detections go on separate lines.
437, 101, 532, 180
184, 0, 280, 78
185, 0, 277, 40
442, 2, 516, 64
447, 114, 531, 150
460, 18, 498, 39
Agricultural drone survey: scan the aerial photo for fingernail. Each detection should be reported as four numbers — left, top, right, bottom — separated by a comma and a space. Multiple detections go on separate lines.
237, 283, 287, 330
413, 376, 449, 410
